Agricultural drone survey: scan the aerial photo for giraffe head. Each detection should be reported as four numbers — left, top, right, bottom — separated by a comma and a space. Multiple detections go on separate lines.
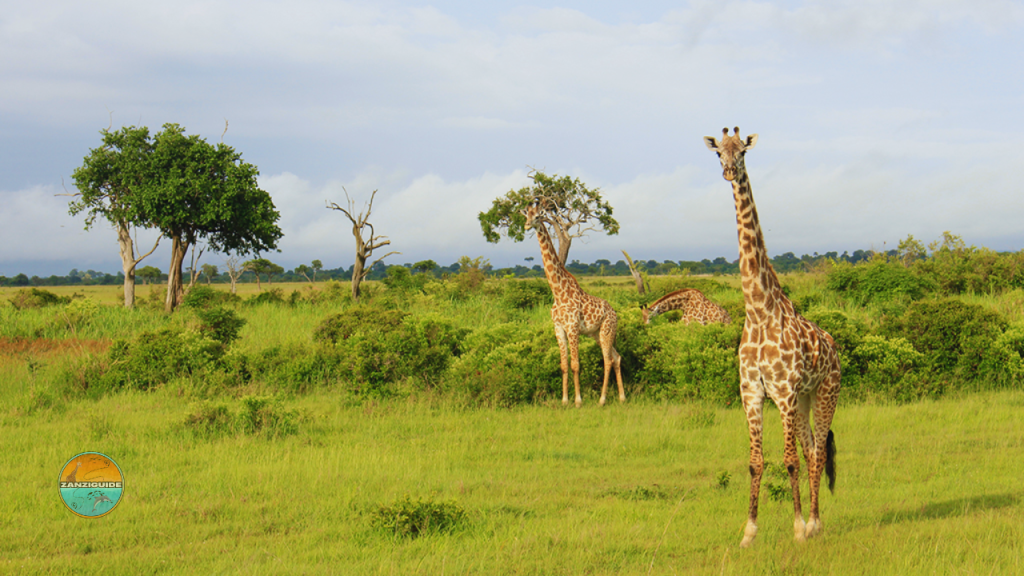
523, 198, 553, 231
704, 127, 758, 182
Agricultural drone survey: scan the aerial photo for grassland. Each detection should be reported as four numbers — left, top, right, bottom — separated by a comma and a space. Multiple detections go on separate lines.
1, 278, 1022, 574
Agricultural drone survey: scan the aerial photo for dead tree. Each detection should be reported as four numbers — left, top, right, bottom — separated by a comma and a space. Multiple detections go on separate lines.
327, 189, 400, 300
224, 255, 244, 294
621, 249, 648, 295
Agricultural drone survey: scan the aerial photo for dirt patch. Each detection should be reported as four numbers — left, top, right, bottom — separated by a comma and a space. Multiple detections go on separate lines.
0, 337, 111, 358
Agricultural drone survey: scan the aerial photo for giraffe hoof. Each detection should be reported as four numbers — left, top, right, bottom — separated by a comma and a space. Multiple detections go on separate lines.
805, 518, 822, 539
575, 399, 582, 408
793, 518, 807, 543
599, 397, 606, 406
740, 522, 758, 548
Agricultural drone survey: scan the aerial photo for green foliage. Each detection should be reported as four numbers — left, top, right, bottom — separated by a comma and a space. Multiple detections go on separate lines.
849, 335, 927, 402
313, 306, 409, 345
182, 285, 240, 308
826, 259, 934, 304
236, 395, 299, 437
244, 288, 285, 307
183, 401, 233, 437
370, 496, 468, 538
382, 266, 428, 293
478, 171, 619, 258
194, 307, 246, 346
9, 288, 70, 309
636, 322, 742, 406
499, 278, 552, 310
64, 327, 225, 396
882, 299, 1007, 386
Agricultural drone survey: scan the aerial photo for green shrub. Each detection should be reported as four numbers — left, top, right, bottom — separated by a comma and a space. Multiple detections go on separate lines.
9, 288, 70, 309
313, 306, 408, 344
194, 307, 247, 346
59, 298, 99, 334
370, 496, 468, 538
183, 401, 234, 437
182, 285, 241, 308
881, 299, 1007, 386
382, 266, 428, 294
236, 395, 299, 437
636, 322, 742, 406
500, 278, 552, 310
849, 335, 927, 402
244, 288, 285, 306
826, 259, 933, 304
978, 324, 1024, 389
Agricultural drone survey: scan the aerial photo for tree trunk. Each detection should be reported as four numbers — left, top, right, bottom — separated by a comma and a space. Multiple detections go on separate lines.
165, 234, 189, 313
117, 225, 138, 309
554, 226, 572, 267
351, 255, 366, 300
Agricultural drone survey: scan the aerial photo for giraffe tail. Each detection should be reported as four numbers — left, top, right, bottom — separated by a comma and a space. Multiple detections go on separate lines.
825, 429, 837, 494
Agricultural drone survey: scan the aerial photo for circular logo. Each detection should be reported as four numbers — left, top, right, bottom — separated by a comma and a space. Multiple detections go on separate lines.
58, 452, 124, 518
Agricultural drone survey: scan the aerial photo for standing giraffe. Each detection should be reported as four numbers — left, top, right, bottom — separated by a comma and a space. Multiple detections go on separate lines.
642, 288, 732, 326
704, 127, 840, 548
64, 460, 82, 483
524, 200, 624, 407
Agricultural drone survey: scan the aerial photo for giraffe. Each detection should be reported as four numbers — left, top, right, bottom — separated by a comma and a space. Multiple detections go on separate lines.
642, 288, 732, 326
64, 460, 82, 484
704, 127, 840, 548
523, 199, 624, 407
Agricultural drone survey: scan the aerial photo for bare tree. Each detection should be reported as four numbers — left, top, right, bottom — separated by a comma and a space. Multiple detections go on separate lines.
621, 249, 648, 295
326, 189, 400, 300
224, 255, 244, 294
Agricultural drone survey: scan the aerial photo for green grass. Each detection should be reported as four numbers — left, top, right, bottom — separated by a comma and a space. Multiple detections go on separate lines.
1, 386, 1022, 574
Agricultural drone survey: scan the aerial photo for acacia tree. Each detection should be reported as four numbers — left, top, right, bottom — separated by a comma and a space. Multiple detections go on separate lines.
142, 124, 282, 312
295, 264, 313, 283
478, 171, 619, 266
200, 263, 218, 285
244, 258, 280, 290
327, 189, 400, 300
137, 265, 162, 285
69, 125, 162, 308
311, 259, 323, 282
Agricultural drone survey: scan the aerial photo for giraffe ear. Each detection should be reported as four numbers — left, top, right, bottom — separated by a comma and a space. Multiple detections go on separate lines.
703, 136, 718, 151
744, 134, 758, 149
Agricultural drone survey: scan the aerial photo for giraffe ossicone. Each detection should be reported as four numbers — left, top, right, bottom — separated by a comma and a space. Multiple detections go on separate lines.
705, 127, 840, 548
523, 199, 624, 407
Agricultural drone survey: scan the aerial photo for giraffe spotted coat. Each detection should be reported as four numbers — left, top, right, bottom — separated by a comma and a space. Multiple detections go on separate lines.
642, 288, 731, 326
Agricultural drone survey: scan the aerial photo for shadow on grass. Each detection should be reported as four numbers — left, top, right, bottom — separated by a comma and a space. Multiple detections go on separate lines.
880, 493, 1020, 525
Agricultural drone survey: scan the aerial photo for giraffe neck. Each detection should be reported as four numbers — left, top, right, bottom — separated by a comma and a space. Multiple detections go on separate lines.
535, 219, 581, 301
732, 160, 784, 317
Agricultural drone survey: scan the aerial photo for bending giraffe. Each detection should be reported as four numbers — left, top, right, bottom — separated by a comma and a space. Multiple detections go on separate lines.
642, 288, 731, 326
705, 127, 840, 548
523, 199, 624, 407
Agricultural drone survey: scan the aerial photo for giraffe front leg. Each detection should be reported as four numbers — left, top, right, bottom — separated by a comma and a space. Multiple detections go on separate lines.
740, 374, 765, 548
554, 326, 570, 405
807, 376, 840, 539
568, 334, 582, 407
780, 395, 806, 543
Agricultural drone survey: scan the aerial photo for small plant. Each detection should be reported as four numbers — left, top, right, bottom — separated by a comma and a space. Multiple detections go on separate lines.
236, 395, 298, 437
716, 470, 731, 490
194, 307, 247, 346
9, 288, 70, 309
184, 401, 234, 437
370, 496, 468, 538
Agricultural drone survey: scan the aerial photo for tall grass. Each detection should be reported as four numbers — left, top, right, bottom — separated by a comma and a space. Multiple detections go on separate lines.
1, 387, 1022, 574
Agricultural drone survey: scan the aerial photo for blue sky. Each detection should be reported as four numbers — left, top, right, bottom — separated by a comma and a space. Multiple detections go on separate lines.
2, 0, 1023, 276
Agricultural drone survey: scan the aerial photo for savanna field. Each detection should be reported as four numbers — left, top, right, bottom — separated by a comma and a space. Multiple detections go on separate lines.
2, 256, 1024, 575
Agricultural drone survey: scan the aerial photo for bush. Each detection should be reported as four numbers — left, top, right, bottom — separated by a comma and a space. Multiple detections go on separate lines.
313, 306, 408, 344
881, 299, 1007, 386
236, 395, 299, 437
826, 259, 933, 305
849, 335, 927, 402
244, 288, 285, 306
194, 307, 247, 346
370, 496, 468, 538
500, 278, 552, 310
636, 322, 742, 406
182, 285, 241, 309
9, 288, 70, 309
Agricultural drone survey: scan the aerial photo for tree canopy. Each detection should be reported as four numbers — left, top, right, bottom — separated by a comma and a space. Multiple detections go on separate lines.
141, 124, 282, 311
478, 171, 619, 265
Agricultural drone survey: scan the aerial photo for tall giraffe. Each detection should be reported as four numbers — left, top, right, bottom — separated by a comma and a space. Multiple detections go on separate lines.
642, 288, 732, 326
704, 127, 840, 548
524, 200, 624, 407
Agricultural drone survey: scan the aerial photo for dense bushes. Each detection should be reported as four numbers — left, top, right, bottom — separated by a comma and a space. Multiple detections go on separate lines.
45, 263, 1024, 407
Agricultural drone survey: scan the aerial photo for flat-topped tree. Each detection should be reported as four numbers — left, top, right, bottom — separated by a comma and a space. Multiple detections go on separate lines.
69, 125, 162, 309
479, 171, 619, 266
327, 189, 400, 301
142, 123, 282, 312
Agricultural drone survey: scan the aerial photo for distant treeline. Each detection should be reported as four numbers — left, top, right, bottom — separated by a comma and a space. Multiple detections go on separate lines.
0, 249, 884, 288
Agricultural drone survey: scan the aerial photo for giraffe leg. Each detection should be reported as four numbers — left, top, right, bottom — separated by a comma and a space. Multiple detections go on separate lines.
554, 325, 570, 405
740, 372, 765, 548
613, 347, 624, 403
780, 392, 806, 542
568, 331, 582, 408
597, 318, 620, 405
794, 392, 816, 540
806, 375, 840, 539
